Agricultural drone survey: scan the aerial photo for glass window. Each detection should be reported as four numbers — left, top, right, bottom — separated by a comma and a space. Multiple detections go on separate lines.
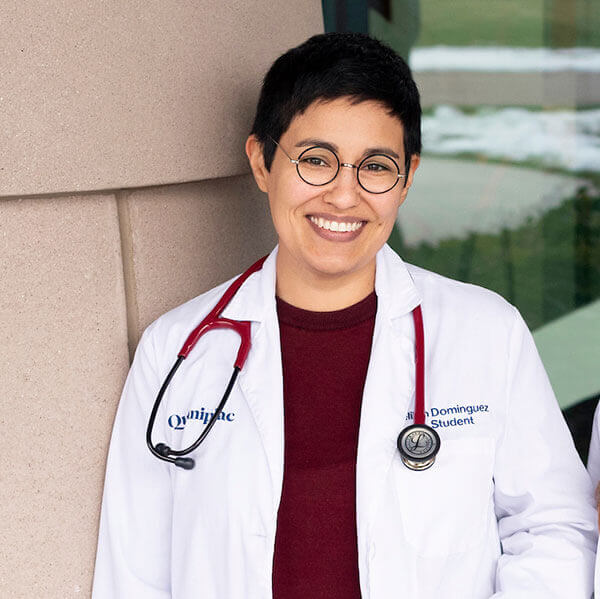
323, 0, 600, 459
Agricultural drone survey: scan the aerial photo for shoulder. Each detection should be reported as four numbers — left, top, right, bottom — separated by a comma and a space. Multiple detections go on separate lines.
405, 261, 520, 338
135, 250, 275, 365
139, 275, 238, 361
403, 261, 541, 395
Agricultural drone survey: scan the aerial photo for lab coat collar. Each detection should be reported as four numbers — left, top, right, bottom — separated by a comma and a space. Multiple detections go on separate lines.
222, 243, 422, 323
374, 244, 422, 319
220, 246, 278, 324
222, 246, 283, 517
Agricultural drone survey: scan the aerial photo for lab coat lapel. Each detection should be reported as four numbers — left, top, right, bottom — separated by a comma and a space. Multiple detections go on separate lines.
356, 246, 422, 579
221, 245, 423, 562
222, 248, 284, 512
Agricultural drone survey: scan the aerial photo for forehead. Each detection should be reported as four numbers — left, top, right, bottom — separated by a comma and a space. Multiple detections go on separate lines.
282, 97, 405, 153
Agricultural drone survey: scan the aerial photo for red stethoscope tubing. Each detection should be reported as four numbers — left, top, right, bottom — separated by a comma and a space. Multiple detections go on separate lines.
146, 256, 267, 468
180, 256, 426, 423
146, 255, 427, 468
412, 305, 426, 426
178, 255, 268, 364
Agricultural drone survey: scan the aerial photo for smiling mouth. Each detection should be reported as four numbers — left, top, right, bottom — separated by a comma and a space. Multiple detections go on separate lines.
308, 215, 364, 232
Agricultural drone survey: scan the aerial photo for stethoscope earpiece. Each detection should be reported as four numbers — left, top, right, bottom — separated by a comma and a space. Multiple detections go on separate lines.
174, 457, 195, 470
155, 443, 171, 457
154, 443, 195, 469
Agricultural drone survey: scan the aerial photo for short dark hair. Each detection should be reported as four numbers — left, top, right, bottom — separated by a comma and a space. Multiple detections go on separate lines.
250, 32, 421, 173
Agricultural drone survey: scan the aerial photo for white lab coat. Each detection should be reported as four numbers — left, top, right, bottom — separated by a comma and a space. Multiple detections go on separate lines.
587, 402, 600, 598
588, 402, 600, 492
92, 245, 597, 599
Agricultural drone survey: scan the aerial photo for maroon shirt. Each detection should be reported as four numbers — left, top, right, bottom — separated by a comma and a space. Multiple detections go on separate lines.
272, 292, 377, 599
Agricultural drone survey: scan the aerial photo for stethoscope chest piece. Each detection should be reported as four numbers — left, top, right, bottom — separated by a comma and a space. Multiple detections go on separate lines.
397, 424, 441, 471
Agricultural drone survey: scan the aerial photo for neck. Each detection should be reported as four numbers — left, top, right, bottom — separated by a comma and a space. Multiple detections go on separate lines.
275, 251, 376, 311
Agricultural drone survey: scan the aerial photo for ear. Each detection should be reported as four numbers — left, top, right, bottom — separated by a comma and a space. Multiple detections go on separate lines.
245, 135, 269, 193
398, 154, 420, 205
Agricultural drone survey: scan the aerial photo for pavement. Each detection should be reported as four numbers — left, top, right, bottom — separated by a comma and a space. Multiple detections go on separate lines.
415, 71, 600, 108
535, 298, 600, 409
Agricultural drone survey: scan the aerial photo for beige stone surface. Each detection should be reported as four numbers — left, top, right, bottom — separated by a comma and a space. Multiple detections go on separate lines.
120, 174, 277, 350
416, 71, 600, 107
0, 194, 129, 598
1, 1, 323, 196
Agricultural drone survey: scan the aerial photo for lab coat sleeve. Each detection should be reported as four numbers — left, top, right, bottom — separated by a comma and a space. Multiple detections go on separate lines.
92, 325, 173, 599
491, 308, 597, 598
586, 401, 600, 494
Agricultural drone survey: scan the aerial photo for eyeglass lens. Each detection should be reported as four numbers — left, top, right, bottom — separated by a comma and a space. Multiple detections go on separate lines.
296, 146, 400, 194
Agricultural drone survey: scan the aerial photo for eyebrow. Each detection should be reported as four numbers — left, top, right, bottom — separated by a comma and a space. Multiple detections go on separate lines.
294, 138, 401, 160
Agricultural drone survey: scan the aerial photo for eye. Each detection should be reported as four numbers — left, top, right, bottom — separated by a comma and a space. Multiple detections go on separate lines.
359, 154, 398, 177
301, 155, 331, 168
361, 161, 391, 173
298, 146, 338, 169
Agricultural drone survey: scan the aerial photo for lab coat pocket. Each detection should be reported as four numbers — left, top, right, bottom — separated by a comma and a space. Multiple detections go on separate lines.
394, 437, 495, 558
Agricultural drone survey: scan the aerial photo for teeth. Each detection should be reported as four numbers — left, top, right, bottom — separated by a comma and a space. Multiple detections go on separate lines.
309, 216, 363, 233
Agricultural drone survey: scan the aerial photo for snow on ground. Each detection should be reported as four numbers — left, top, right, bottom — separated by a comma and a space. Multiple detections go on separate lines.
398, 157, 586, 246
422, 106, 600, 172
410, 46, 600, 72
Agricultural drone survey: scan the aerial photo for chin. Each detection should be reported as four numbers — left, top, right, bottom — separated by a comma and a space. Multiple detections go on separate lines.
306, 250, 364, 278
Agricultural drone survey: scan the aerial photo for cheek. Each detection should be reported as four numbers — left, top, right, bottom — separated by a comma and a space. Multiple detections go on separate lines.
375, 198, 402, 228
267, 182, 311, 236
270, 179, 314, 218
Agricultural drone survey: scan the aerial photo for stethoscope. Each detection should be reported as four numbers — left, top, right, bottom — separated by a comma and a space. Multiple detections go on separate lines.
147, 256, 441, 471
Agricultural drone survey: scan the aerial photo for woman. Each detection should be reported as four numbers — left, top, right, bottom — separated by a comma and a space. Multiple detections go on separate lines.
92, 33, 596, 598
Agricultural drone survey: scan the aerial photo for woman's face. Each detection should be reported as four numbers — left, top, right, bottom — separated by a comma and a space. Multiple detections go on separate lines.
247, 97, 419, 287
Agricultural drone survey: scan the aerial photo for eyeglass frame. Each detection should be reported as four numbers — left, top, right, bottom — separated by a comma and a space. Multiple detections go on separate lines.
267, 135, 408, 194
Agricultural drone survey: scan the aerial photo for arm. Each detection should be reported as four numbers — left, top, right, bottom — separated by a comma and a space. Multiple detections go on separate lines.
587, 402, 600, 532
491, 308, 597, 598
92, 326, 173, 599
586, 401, 600, 504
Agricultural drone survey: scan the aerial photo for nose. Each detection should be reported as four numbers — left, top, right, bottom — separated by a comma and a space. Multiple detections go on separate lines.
323, 163, 361, 209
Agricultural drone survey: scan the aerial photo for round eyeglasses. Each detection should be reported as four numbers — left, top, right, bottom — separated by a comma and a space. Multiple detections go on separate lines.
269, 137, 405, 195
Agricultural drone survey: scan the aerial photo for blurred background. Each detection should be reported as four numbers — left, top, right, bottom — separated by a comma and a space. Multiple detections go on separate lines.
323, 0, 600, 461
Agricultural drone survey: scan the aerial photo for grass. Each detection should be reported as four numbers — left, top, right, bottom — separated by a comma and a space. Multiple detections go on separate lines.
416, 0, 547, 47
369, 0, 600, 51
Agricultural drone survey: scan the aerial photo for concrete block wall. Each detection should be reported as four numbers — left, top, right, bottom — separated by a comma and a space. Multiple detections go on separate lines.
0, 2, 322, 597
117, 176, 276, 354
